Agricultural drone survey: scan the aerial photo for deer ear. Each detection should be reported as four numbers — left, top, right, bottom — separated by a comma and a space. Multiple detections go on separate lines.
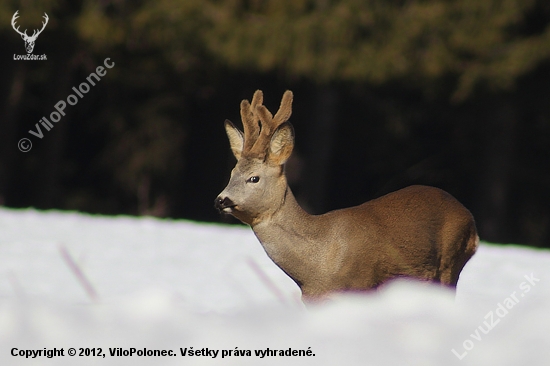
269, 122, 294, 165
224, 119, 244, 160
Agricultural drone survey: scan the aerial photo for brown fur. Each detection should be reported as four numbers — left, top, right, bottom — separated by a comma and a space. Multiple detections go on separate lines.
216, 90, 478, 302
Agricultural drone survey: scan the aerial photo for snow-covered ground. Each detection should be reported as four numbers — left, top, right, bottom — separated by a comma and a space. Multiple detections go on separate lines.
0, 207, 549, 365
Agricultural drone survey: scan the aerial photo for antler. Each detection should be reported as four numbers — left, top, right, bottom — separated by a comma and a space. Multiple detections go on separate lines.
248, 90, 293, 157
11, 11, 48, 40
240, 90, 264, 152
11, 10, 26, 37
237, 90, 293, 159
31, 13, 49, 39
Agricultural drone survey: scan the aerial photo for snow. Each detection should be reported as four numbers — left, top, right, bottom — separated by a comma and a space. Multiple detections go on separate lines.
0, 207, 549, 365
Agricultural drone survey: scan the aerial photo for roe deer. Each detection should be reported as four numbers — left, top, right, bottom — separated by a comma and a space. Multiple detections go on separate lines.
215, 90, 478, 302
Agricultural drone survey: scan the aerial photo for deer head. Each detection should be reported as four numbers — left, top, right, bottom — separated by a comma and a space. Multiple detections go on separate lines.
215, 90, 295, 226
12, 11, 49, 54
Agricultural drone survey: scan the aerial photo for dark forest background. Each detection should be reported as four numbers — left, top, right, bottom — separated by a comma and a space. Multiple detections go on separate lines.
1, 0, 550, 248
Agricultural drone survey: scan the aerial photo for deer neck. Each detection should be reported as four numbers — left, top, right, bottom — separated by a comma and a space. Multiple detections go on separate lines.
250, 186, 328, 289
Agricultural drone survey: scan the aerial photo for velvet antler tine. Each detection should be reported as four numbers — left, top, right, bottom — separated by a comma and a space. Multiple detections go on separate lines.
241, 90, 266, 152
241, 100, 259, 151
272, 90, 293, 126
250, 90, 263, 110
249, 107, 277, 157
255, 105, 273, 132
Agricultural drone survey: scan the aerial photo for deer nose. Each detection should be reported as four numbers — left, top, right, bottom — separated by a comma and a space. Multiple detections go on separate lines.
215, 196, 235, 211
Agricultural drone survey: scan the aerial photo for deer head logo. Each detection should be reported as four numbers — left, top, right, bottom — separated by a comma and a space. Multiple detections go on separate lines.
11, 10, 49, 54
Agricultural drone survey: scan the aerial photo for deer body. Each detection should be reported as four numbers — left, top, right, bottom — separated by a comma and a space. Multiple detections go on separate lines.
216, 90, 478, 301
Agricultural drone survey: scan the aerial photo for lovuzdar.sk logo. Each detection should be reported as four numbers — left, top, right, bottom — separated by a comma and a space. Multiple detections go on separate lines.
12, 10, 48, 60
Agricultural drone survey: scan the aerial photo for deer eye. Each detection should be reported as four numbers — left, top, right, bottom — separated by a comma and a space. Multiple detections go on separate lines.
247, 176, 260, 183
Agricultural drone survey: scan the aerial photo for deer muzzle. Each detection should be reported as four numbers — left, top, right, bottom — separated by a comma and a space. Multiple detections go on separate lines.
215, 196, 236, 213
